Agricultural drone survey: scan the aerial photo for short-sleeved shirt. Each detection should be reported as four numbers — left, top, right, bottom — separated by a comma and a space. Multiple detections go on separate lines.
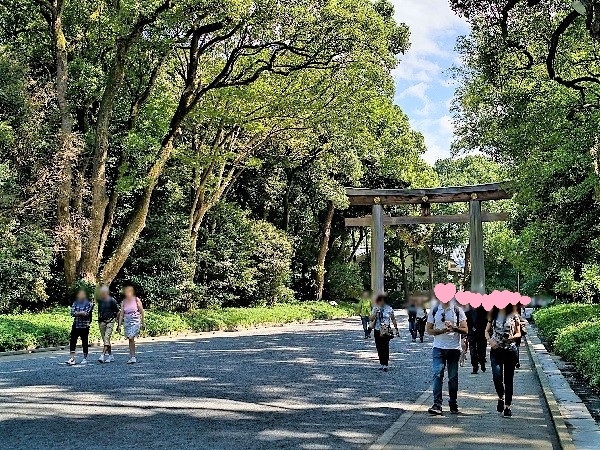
371, 305, 395, 331
71, 300, 94, 329
357, 298, 372, 317
489, 313, 519, 350
427, 301, 467, 350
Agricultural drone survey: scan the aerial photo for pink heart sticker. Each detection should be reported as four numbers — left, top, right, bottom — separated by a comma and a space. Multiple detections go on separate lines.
434, 283, 457, 302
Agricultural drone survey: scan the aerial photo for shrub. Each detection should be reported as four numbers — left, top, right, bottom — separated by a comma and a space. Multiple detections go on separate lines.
533, 303, 598, 344
197, 203, 294, 308
325, 261, 364, 302
534, 303, 600, 388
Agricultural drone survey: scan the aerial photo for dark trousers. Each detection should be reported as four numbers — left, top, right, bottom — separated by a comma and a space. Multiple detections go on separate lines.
360, 316, 371, 337
408, 320, 417, 339
432, 347, 460, 407
416, 318, 426, 342
374, 330, 390, 365
70, 325, 90, 355
468, 334, 487, 370
490, 346, 519, 405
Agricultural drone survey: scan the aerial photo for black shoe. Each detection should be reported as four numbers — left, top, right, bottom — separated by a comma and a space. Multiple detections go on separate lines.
471, 368, 478, 374
449, 404, 459, 414
481, 366, 486, 373
378, 366, 384, 371
497, 399, 505, 413
503, 407, 512, 417
383, 367, 388, 372
516, 362, 521, 369
428, 404, 442, 415
420, 338, 423, 342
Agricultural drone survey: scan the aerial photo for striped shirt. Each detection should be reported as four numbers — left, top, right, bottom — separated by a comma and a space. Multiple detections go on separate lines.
71, 300, 94, 328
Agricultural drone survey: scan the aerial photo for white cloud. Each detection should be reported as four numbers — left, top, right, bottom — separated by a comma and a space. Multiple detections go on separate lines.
391, 0, 470, 162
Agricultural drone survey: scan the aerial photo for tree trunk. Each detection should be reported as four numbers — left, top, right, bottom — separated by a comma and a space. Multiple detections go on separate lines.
426, 245, 434, 298
99, 137, 175, 283
464, 242, 471, 288
283, 169, 293, 231
52, 2, 78, 286
399, 243, 409, 302
316, 201, 335, 300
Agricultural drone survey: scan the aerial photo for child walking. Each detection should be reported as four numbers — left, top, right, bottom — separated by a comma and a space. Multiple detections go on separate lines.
117, 284, 144, 364
97, 285, 119, 363
66, 289, 94, 366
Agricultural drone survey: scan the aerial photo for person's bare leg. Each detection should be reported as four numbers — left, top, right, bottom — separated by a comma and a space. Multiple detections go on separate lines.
129, 338, 135, 357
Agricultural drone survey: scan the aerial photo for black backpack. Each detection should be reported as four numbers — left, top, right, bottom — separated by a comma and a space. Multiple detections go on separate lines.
432, 304, 461, 326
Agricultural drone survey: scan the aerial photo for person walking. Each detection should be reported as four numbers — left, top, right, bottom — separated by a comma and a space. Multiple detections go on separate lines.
465, 305, 488, 374
66, 289, 94, 366
407, 301, 418, 342
117, 284, 145, 364
426, 297, 468, 415
486, 304, 522, 417
356, 291, 372, 339
369, 293, 399, 372
97, 285, 119, 363
416, 305, 428, 343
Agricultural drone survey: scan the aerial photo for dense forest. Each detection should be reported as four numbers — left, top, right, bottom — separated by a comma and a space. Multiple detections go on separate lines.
1, 0, 600, 314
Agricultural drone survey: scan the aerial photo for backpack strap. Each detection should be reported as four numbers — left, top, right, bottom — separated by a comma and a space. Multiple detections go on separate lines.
454, 306, 460, 326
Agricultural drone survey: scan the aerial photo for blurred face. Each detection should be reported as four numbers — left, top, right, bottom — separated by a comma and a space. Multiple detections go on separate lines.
375, 297, 384, 307
76, 290, 87, 301
99, 289, 109, 300
123, 286, 135, 299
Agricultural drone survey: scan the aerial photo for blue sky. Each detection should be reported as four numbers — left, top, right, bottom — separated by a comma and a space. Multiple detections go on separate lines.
391, 0, 470, 165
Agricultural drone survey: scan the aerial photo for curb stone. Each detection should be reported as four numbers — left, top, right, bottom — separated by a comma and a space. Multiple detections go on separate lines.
527, 326, 600, 450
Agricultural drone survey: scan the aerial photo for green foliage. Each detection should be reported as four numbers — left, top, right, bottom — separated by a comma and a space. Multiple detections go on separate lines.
197, 203, 293, 307
0, 302, 355, 352
533, 303, 599, 344
538, 304, 600, 387
0, 164, 52, 313
325, 261, 364, 301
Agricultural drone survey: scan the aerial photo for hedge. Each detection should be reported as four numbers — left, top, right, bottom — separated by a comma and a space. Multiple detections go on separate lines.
532, 303, 598, 344
0, 301, 355, 352
534, 303, 600, 388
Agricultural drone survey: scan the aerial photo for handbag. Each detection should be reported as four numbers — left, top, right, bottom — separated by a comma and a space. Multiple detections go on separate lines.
380, 323, 394, 339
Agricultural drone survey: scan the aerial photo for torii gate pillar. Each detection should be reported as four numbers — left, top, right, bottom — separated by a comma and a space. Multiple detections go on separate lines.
469, 200, 485, 294
371, 204, 385, 294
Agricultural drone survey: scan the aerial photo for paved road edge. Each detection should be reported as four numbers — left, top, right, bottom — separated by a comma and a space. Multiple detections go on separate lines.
368, 390, 432, 450
0, 317, 353, 358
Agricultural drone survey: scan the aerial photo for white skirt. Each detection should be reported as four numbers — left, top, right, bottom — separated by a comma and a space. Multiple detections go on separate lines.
124, 314, 141, 338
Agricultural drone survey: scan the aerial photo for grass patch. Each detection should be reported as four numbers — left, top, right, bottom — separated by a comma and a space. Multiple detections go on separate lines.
533, 303, 600, 388
0, 301, 355, 352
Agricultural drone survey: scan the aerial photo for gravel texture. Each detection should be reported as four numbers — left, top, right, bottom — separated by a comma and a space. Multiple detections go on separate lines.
0, 313, 431, 449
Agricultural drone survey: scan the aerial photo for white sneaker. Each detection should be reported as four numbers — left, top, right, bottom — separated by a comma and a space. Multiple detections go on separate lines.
106, 354, 114, 363
127, 357, 137, 364
80, 358, 88, 365
98, 354, 105, 363
66, 358, 75, 366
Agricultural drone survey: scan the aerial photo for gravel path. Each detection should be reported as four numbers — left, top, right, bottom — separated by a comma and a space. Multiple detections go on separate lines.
0, 313, 431, 450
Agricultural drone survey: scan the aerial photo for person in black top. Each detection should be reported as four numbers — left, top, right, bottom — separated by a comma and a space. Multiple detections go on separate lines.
407, 302, 418, 342
97, 285, 119, 363
465, 305, 488, 374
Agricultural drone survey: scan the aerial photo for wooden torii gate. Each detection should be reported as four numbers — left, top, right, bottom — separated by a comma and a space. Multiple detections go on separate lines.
344, 183, 512, 295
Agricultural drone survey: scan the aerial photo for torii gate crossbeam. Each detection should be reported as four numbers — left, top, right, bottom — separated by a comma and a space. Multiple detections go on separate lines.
344, 183, 512, 295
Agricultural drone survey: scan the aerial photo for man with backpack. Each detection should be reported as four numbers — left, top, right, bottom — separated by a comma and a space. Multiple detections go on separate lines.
426, 297, 468, 415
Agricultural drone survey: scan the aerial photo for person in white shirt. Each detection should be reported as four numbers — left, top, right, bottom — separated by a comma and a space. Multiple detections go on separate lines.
426, 297, 468, 415
369, 293, 399, 372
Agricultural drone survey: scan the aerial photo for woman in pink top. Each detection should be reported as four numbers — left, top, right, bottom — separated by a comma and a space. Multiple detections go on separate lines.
117, 284, 145, 364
